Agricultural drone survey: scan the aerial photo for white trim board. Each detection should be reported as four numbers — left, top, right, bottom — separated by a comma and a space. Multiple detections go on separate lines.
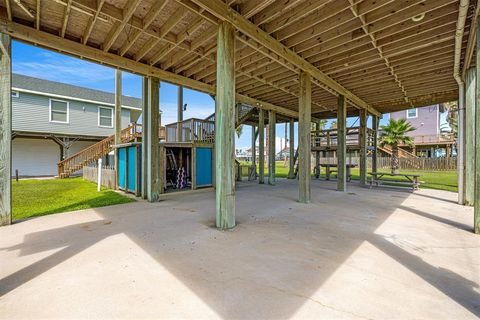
12, 87, 142, 110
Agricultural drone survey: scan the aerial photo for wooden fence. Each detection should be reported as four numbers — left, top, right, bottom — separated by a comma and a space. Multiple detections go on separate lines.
317, 156, 457, 171
83, 165, 117, 189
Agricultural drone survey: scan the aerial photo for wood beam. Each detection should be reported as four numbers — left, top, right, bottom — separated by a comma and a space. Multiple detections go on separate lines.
372, 114, 378, 173
298, 71, 311, 203
475, 18, 480, 233
359, 108, 367, 185
288, 118, 295, 179
141, 76, 149, 200
465, 67, 475, 205
182, 0, 380, 116
268, 110, 276, 185
215, 21, 235, 229
337, 94, 347, 192
103, 0, 142, 52
0, 21, 298, 119
251, 124, 256, 178
177, 85, 183, 140
60, 0, 72, 38
258, 108, 265, 184
82, 0, 105, 45
0, 32, 11, 226
146, 77, 161, 202
119, 0, 168, 56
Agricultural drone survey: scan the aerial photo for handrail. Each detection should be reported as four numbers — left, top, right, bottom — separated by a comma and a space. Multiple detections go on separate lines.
58, 123, 165, 178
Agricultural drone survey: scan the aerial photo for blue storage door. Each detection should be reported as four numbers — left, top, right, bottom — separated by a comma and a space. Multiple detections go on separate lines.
127, 146, 137, 192
195, 147, 212, 186
118, 148, 126, 189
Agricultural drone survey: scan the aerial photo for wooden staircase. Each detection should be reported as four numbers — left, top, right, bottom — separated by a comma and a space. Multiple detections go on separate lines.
57, 124, 165, 178
378, 145, 417, 158
205, 103, 256, 129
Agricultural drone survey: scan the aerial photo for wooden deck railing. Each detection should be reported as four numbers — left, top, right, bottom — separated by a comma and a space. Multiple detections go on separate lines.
165, 118, 215, 143
58, 123, 165, 178
310, 127, 375, 149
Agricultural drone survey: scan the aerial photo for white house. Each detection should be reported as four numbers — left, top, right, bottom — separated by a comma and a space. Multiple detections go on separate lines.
11, 74, 142, 176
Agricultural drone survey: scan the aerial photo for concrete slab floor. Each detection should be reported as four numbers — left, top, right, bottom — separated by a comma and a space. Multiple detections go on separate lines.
0, 179, 479, 319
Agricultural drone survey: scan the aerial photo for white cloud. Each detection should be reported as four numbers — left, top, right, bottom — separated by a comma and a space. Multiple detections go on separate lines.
13, 55, 114, 86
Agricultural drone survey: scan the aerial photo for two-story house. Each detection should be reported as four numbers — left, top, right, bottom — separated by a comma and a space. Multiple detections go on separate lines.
390, 105, 454, 158
12, 74, 142, 176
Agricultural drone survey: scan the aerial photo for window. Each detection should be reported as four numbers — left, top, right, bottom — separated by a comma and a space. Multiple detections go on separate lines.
49, 99, 69, 123
11, 91, 19, 98
98, 106, 113, 128
406, 108, 417, 118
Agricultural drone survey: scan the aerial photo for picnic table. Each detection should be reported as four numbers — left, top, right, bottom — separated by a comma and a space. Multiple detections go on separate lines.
318, 164, 358, 182
369, 172, 421, 191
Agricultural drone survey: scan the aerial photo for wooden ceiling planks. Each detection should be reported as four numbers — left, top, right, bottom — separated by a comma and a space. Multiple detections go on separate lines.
0, 0, 475, 118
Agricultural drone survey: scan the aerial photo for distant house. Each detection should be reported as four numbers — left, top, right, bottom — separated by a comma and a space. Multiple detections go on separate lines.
12, 74, 142, 176
390, 105, 455, 158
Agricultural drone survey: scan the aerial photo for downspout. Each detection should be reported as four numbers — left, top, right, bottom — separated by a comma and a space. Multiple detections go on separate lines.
454, 0, 469, 205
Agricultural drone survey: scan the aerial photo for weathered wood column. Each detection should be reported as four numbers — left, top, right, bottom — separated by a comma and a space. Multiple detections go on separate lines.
215, 21, 236, 229
114, 69, 122, 189
359, 108, 367, 185
465, 67, 475, 206
372, 114, 379, 174
337, 95, 347, 192
146, 77, 161, 202
0, 34, 11, 226
251, 124, 256, 178
258, 109, 265, 184
315, 122, 320, 178
475, 22, 480, 233
177, 85, 183, 141
298, 71, 311, 203
288, 118, 295, 179
268, 111, 276, 185
141, 77, 149, 199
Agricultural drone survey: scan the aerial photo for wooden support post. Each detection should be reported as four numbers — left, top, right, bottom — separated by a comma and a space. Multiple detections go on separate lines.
147, 77, 161, 202
475, 21, 480, 233
359, 109, 367, 185
315, 122, 320, 179
0, 33, 11, 226
141, 77, 149, 199
288, 118, 295, 179
337, 95, 347, 192
465, 67, 475, 206
298, 71, 311, 203
251, 124, 256, 178
268, 111, 276, 185
215, 21, 235, 230
372, 114, 378, 174
177, 85, 183, 141
114, 69, 122, 189
258, 109, 265, 184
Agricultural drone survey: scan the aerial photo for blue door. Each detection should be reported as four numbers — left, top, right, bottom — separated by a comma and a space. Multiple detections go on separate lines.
127, 146, 137, 192
118, 148, 126, 189
195, 147, 212, 187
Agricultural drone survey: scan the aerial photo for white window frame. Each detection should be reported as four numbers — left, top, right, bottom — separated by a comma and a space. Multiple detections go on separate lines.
11, 91, 19, 98
406, 108, 417, 119
49, 98, 69, 124
98, 106, 114, 128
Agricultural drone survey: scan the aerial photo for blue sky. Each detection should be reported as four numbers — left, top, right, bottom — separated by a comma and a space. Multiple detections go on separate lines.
13, 41, 443, 151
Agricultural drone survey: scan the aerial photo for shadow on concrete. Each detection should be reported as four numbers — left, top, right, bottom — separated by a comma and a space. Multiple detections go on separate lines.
369, 236, 480, 317
1, 180, 478, 318
398, 205, 472, 232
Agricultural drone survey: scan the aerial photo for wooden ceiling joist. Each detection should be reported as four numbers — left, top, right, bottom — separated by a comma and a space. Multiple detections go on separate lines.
0, 0, 473, 118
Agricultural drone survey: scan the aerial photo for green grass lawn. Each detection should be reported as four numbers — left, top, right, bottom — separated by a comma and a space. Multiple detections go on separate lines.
13, 177, 134, 221
243, 161, 458, 192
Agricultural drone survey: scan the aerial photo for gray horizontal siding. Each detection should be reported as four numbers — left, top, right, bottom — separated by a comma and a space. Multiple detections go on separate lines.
12, 91, 131, 137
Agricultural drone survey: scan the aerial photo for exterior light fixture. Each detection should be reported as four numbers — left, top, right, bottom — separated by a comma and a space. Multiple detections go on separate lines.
412, 13, 425, 22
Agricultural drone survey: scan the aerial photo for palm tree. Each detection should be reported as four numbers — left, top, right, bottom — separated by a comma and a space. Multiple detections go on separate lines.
379, 118, 415, 174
